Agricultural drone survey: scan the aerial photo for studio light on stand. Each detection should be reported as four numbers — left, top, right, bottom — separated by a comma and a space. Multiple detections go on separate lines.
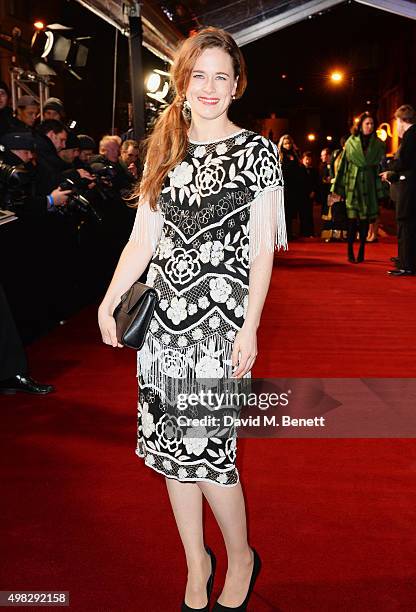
145, 69, 170, 130
31, 23, 90, 80
146, 69, 170, 103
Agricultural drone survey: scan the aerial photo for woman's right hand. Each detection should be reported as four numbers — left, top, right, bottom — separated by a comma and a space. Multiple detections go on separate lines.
98, 305, 123, 348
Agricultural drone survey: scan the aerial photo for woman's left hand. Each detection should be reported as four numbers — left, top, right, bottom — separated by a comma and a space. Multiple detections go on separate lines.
231, 325, 258, 378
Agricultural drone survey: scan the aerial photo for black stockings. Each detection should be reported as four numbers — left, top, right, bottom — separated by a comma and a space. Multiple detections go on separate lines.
347, 218, 369, 262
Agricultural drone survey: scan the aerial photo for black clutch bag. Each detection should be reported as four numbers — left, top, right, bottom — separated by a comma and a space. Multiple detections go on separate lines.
113, 281, 157, 350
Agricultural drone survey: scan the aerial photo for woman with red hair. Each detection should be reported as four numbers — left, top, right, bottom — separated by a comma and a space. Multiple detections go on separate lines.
99, 27, 286, 611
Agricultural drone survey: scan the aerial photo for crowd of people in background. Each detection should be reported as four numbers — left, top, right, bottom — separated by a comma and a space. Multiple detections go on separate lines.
274, 111, 394, 264
273, 105, 416, 272
1, 72, 416, 394
0, 81, 143, 395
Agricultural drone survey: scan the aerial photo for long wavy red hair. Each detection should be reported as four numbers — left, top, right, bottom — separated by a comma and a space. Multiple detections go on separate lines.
131, 27, 247, 210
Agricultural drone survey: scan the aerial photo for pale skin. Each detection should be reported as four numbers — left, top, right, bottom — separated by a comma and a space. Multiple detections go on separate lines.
98, 47, 275, 607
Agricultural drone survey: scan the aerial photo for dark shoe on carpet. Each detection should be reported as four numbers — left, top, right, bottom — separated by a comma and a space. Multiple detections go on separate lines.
212, 547, 261, 611
348, 256, 356, 263
390, 257, 400, 264
181, 546, 216, 611
0, 375, 55, 395
387, 269, 415, 277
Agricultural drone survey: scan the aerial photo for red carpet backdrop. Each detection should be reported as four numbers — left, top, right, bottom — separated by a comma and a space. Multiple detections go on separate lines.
2, 238, 416, 611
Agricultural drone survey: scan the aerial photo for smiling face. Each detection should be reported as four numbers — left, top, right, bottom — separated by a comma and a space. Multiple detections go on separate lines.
185, 47, 238, 122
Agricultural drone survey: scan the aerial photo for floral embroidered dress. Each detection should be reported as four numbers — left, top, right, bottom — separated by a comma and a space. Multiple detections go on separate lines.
128, 129, 286, 487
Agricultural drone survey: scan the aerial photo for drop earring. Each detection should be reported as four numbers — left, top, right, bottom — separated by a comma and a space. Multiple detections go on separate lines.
182, 98, 191, 121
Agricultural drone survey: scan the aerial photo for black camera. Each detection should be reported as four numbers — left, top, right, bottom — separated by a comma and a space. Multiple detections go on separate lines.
0, 161, 30, 189
59, 177, 102, 222
0, 161, 32, 212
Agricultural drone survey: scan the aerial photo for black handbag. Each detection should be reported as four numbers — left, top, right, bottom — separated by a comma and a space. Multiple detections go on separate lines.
113, 281, 157, 350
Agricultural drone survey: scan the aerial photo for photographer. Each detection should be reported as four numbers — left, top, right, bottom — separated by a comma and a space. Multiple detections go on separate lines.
0, 131, 70, 218
33, 120, 93, 321
119, 139, 140, 180
12, 95, 39, 131
76, 134, 96, 168
0, 131, 71, 332
58, 131, 80, 166
95, 135, 136, 196
0, 80, 14, 136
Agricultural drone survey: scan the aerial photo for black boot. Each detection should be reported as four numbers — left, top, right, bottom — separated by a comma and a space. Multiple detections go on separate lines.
347, 218, 357, 263
357, 219, 369, 263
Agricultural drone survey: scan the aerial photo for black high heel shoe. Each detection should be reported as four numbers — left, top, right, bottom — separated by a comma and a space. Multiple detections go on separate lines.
181, 546, 217, 611
212, 547, 261, 611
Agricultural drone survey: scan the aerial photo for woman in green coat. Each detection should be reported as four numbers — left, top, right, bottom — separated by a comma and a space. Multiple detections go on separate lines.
332, 112, 386, 262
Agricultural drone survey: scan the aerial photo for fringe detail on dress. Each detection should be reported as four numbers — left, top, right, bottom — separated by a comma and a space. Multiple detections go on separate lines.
138, 331, 251, 408
128, 198, 164, 253
248, 186, 287, 265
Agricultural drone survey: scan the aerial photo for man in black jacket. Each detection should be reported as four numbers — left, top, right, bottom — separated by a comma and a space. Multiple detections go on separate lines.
0, 284, 54, 394
0, 80, 14, 136
381, 105, 416, 276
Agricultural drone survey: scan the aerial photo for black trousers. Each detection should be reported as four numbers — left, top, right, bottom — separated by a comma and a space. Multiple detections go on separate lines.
299, 197, 315, 237
397, 219, 416, 272
0, 284, 27, 381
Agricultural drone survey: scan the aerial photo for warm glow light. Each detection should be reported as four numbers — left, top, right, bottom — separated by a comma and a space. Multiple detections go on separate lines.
354, 116, 360, 124
307, 133, 316, 142
281, 73, 287, 79
377, 129, 388, 142
326, 136, 333, 141
377, 122, 392, 142
34, 21, 45, 30
330, 71, 344, 83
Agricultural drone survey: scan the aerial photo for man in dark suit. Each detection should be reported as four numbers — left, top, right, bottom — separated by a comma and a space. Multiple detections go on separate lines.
0, 284, 54, 394
381, 105, 416, 276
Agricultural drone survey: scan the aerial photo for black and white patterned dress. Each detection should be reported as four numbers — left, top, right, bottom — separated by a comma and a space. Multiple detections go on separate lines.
128, 129, 286, 487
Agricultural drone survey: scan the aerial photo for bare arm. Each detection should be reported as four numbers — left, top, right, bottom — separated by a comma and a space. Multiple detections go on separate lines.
99, 239, 153, 315
232, 186, 287, 377
98, 200, 163, 347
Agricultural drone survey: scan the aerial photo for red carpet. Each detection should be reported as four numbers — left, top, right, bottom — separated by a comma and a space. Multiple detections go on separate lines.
2, 237, 416, 611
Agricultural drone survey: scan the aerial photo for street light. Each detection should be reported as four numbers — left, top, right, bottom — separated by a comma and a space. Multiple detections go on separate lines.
330, 71, 344, 83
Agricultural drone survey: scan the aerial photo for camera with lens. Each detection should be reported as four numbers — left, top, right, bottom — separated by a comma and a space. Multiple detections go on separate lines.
90, 161, 117, 182
0, 160, 32, 212
59, 177, 102, 221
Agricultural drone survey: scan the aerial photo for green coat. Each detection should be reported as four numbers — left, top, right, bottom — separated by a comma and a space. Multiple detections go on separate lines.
331, 134, 386, 221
